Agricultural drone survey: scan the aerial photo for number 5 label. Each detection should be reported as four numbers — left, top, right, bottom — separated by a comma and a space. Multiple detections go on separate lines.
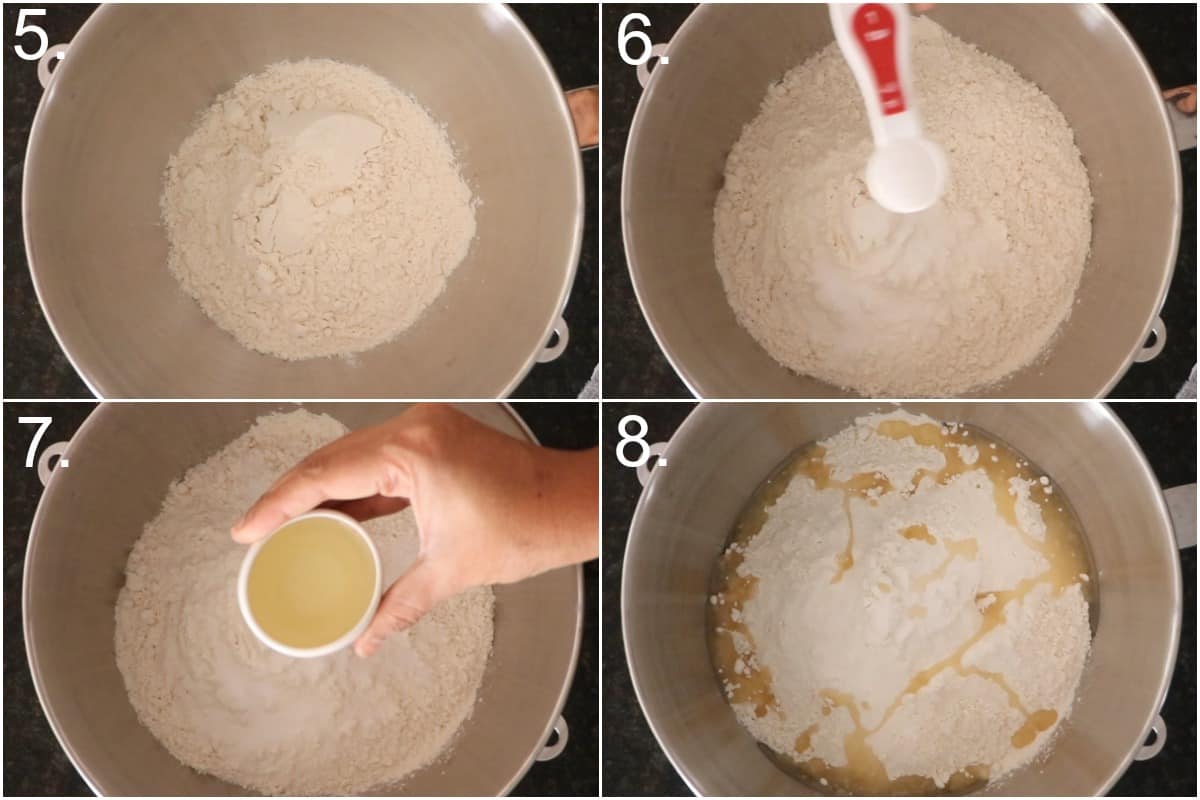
13, 8, 49, 61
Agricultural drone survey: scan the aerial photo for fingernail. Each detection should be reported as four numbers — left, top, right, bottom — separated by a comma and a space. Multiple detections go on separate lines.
230, 514, 248, 539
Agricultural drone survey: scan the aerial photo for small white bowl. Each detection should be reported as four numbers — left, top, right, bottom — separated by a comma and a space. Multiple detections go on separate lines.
237, 509, 382, 658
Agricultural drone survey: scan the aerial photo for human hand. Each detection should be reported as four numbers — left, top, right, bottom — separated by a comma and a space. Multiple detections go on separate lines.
232, 404, 598, 657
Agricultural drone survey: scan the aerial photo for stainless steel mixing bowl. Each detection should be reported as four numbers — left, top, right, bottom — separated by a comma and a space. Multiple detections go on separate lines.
623, 4, 1182, 397
24, 403, 582, 795
623, 402, 1182, 795
24, 5, 583, 398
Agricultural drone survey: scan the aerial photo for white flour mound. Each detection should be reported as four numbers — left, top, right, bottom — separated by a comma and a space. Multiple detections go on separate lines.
714, 18, 1092, 396
162, 60, 476, 360
722, 410, 1091, 788
114, 410, 493, 795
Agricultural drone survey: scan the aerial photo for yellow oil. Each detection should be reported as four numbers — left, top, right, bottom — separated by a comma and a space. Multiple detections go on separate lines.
708, 418, 1096, 796
246, 516, 375, 650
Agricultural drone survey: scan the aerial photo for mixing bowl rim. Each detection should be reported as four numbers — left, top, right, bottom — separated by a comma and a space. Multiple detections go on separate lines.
620, 2, 1182, 400
500, 402, 587, 795
21, 3, 585, 400
23, 401, 585, 796
620, 400, 1182, 796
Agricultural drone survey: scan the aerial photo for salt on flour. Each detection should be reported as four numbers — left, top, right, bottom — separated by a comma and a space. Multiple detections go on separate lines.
162, 60, 476, 361
114, 410, 493, 795
713, 410, 1092, 790
713, 17, 1092, 396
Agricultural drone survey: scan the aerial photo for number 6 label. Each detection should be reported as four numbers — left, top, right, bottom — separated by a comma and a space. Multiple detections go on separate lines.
618, 13, 669, 68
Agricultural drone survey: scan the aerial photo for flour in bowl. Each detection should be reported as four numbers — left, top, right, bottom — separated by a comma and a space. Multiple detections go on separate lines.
713, 17, 1092, 396
114, 410, 493, 795
162, 60, 476, 360
709, 410, 1093, 794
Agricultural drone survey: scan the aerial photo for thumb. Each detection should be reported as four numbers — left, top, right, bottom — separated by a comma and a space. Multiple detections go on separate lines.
354, 558, 441, 658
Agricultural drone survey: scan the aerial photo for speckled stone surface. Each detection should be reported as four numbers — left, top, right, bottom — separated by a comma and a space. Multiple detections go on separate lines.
1, 6, 94, 400
1106, 402, 1198, 798
601, 5, 695, 400
2, 4, 597, 400
3, 401, 598, 796
602, 401, 693, 796
602, 3, 1197, 400
510, 4, 600, 401
1107, 3, 1198, 399
3, 403, 94, 797
602, 401, 1196, 796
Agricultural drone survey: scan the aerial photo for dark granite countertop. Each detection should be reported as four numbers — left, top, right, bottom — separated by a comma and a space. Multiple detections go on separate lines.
2, 4, 597, 400
601, 3, 1197, 400
602, 401, 1196, 796
510, 4, 599, 401
3, 401, 598, 797
601, 5, 696, 401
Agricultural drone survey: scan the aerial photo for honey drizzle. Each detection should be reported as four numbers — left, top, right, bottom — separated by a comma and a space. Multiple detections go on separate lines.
791, 446, 893, 584
795, 723, 819, 755
901, 524, 937, 544
708, 418, 1094, 795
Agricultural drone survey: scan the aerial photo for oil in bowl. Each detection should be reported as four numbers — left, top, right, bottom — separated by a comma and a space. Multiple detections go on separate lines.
239, 510, 381, 657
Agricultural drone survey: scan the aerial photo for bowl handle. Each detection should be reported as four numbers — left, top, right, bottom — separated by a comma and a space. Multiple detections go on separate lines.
36, 441, 71, 488
636, 43, 671, 89
536, 316, 570, 364
1164, 484, 1196, 549
1133, 317, 1167, 363
636, 442, 669, 487
1134, 714, 1168, 761
37, 43, 69, 90
535, 715, 569, 762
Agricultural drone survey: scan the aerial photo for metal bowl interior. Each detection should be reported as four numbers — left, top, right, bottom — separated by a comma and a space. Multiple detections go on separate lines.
24, 5, 583, 398
24, 403, 582, 796
623, 4, 1180, 398
622, 402, 1180, 795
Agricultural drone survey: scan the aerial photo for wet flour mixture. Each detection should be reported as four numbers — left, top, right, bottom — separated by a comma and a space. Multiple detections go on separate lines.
710, 410, 1093, 794
114, 410, 493, 795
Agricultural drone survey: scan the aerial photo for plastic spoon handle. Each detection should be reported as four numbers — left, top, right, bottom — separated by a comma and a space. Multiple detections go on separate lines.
830, 3, 922, 145
830, 2, 946, 213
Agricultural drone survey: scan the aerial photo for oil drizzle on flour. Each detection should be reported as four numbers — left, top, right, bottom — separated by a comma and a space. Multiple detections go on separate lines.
708, 412, 1094, 795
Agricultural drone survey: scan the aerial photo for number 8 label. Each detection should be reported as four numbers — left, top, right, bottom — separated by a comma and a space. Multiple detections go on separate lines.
616, 414, 651, 468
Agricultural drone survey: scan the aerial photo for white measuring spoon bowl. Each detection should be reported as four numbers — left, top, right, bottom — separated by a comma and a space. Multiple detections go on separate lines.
867, 137, 947, 213
830, 2, 947, 213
